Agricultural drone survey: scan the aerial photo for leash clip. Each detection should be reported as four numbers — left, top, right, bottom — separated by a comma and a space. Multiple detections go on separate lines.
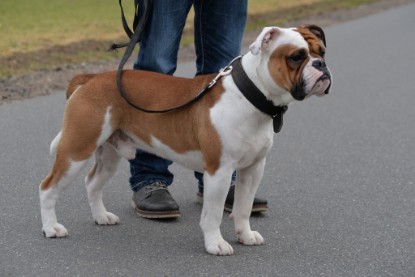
207, 65, 233, 89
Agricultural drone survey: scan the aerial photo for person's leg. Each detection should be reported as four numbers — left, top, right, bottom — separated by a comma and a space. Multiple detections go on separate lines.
129, 0, 193, 218
193, 0, 268, 213
133, 0, 193, 74
193, 0, 247, 75
194, 171, 235, 195
129, 151, 173, 191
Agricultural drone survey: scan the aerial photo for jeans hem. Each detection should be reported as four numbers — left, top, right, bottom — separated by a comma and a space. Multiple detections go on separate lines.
130, 179, 170, 192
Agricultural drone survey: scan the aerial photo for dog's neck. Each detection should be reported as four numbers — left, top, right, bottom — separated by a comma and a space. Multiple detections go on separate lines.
231, 56, 288, 133
241, 53, 295, 106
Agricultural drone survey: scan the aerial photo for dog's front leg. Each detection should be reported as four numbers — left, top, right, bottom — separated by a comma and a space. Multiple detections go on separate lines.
200, 168, 234, 255
232, 159, 265, 246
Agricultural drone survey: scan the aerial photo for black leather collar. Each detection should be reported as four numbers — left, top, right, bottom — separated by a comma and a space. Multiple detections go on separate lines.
231, 57, 288, 133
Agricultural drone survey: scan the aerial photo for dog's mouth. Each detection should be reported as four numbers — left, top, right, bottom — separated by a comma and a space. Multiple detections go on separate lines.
291, 71, 332, 101
311, 74, 331, 96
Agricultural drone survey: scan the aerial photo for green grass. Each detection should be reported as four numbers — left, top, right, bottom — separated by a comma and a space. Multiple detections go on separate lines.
0, 0, 380, 77
0, 0, 135, 55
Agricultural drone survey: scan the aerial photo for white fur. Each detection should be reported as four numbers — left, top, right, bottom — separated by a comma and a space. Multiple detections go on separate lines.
200, 165, 235, 255
232, 159, 266, 245
249, 27, 280, 55
150, 137, 204, 172
97, 107, 113, 145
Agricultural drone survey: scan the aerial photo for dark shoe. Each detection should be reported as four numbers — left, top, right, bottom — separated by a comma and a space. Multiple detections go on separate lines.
132, 182, 180, 218
196, 185, 268, 213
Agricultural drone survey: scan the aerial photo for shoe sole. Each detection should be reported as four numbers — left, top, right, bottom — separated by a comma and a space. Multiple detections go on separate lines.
196, 194, 268, 213
131, 199, 181, 219
224, 204, 269, 213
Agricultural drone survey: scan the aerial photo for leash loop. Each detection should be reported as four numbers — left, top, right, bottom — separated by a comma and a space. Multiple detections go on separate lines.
114, 0, 231, 113
123, 65, 233, 114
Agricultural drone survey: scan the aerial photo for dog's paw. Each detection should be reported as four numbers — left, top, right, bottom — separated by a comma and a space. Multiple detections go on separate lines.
205, 239, 234, 256
42, 223, 69, 238
237, 230, 264, 246
94, 212, 119, 225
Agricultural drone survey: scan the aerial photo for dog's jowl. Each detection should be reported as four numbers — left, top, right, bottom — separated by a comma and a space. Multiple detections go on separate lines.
39, 25, 331, 255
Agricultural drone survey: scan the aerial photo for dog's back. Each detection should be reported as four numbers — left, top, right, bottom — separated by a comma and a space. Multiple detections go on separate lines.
66, 74, 96, 99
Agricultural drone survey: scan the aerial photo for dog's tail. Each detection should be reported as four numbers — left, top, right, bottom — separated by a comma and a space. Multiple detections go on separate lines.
51, 74, 95, 155
50, 131, 62, 155
66, 74, 96, 99
50, 74, 96, 155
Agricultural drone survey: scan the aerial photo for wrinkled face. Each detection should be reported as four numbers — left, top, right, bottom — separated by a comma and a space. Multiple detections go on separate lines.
249, 25, 332, 101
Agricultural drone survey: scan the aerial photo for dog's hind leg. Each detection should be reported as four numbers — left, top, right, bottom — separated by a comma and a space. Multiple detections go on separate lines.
231, 159, 265, 246
39, 156, 88, 238
39, 105, 115, 238
200, 166, 234, 255
85, 143, 121, 225
85, 130, 137, 225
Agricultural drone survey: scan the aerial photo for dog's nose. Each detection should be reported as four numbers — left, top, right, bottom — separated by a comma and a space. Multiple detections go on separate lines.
312, 59, 326, 70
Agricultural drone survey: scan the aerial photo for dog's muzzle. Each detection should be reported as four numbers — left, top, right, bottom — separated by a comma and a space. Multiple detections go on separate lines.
312, 59, 332, 95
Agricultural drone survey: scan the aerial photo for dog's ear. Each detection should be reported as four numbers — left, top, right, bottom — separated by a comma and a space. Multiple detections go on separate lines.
249, 27, 281, 55
301, 24, 327, 47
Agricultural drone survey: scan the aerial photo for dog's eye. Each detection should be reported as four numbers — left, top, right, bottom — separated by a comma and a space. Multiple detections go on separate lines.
320, 50, 326, 58
288, 52, 306, 63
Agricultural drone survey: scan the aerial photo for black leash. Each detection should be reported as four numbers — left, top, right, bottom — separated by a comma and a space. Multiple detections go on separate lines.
231, 57, 288, 133
124, 66, 232, 114
114, 0, 157, 112
110, 0, 145, 50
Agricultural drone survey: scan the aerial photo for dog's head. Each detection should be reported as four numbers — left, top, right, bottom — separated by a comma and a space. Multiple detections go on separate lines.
249, 25, 332, 102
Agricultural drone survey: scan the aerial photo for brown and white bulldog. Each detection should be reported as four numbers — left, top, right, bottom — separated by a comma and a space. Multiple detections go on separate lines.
39, 25, 331, 255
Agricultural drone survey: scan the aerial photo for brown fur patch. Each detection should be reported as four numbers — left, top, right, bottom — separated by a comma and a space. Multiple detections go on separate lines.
295, 25, 326, 58
268, 44, 307, 91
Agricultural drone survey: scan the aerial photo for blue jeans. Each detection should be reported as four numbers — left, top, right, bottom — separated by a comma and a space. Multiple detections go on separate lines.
129, 0, 247, 192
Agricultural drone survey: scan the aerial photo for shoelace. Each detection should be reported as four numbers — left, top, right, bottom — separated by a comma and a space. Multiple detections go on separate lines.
144, 182, 168, 195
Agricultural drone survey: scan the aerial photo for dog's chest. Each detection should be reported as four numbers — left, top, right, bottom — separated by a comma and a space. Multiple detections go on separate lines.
235, 127, 273, 168
210, 86, 274, 167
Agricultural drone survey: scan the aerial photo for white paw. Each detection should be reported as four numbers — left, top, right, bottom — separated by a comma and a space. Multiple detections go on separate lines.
237, 230, 264, 245
94, 212, 120, 225
205, 239, 234, 256
43, 223, 69, 238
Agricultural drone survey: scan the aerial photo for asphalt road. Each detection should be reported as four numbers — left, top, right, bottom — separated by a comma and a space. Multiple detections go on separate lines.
1, 3, 415, 276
